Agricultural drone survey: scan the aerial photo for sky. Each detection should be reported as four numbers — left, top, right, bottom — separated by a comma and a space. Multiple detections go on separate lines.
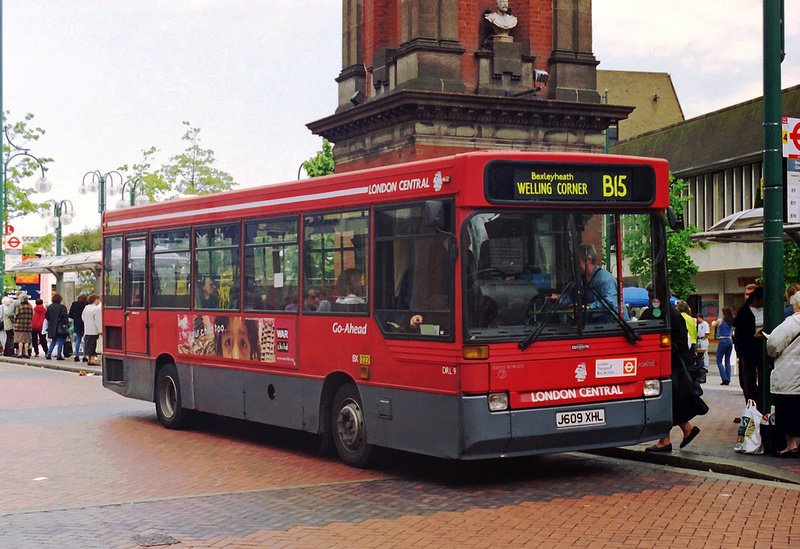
2, 0, 799, 239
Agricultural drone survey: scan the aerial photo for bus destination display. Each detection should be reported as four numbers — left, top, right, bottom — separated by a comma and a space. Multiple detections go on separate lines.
485, 161, 657, 206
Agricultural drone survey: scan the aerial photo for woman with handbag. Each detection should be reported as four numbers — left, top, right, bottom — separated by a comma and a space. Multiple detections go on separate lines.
765, 292, 800, 457
639, 287, 707, 452
45, 293, 69, 360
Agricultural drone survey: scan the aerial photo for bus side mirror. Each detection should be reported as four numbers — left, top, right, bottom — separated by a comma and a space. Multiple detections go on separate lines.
424, 200, 446, 230
666, 207, 684, 231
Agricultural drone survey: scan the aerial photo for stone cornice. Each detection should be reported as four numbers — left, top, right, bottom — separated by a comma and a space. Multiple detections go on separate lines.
307, 90, 634, 142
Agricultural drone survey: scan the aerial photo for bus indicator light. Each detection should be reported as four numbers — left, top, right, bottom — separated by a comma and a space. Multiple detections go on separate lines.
463, 346, 489, 360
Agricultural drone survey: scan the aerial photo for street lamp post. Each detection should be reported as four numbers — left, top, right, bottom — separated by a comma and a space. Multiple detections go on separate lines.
0, 128, 51, 296
80, 170, 123, 213
115, 178, 150, 209
40, 199, 74, 256
40, 199, 74, 293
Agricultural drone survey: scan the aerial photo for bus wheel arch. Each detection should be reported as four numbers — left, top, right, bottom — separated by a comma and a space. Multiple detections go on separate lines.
331, 382, 373, 468
154, 360, 188, 430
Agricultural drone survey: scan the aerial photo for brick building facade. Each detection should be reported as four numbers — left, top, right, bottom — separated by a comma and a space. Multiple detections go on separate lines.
308, 0, 632, 173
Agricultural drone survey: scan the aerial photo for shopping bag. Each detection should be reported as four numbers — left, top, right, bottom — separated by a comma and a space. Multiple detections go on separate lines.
734, 399, 764, 454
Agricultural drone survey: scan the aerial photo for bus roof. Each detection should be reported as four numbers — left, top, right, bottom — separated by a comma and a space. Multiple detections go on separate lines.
103, 150, 669, 233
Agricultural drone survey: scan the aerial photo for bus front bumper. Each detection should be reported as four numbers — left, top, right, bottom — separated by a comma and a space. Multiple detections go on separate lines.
460, 381, 672, 459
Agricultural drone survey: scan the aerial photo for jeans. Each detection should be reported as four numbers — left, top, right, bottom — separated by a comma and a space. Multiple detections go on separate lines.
73, 331, 84, 359
716, 337, 733, 382
47, 337, 65, 358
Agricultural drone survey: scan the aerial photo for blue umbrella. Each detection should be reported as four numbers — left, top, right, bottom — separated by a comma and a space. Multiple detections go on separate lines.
622, 286, 650, 307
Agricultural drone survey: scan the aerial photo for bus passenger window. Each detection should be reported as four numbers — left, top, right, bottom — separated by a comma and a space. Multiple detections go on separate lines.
374, 203, 455, 338
244, 218, 299, 312
303, 210, 369, 314
104, 236, 123, 308
151, 229, 191, 309
194, 224, 241, 311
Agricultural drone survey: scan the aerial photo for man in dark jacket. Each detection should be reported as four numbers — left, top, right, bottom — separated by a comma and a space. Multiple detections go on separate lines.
68, 294, 88, 362
733, 286, 765, 411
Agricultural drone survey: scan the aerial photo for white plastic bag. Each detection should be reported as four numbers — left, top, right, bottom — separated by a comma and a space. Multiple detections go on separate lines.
734, 399, 764, 454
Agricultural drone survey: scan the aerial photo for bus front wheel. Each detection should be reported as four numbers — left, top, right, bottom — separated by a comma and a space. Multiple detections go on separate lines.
155, 363, 187, 430
332, 384, 372, 468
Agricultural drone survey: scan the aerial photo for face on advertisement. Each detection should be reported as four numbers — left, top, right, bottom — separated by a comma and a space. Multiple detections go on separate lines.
219, 317, 252, 360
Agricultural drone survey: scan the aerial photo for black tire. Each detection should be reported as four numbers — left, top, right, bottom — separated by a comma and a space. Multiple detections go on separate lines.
155, 363, 187, 430
331, 384, 372, 468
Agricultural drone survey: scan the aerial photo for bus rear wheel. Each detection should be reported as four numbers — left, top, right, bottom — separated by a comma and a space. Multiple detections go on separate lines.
332, 384, 372, 468
155, 363, 187, 430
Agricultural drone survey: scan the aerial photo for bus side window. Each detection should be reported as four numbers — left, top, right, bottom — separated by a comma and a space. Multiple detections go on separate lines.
194, 224, 241, 311
374, 203, 455, 338
151, 229, 191, 309
303, 210, 369, 314
244, 217, 300, 312
104, 236, 123, 308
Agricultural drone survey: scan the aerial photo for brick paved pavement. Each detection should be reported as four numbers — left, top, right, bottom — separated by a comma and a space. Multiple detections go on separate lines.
3, 358, 800, 548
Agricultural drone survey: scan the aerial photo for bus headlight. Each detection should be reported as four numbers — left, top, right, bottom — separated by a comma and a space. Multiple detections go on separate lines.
643, 379, 662, 397
488, 392, 509, 411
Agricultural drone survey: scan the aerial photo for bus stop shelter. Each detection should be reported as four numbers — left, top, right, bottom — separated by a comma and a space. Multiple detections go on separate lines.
6, 251, 102, 296
691, 207, 800, 245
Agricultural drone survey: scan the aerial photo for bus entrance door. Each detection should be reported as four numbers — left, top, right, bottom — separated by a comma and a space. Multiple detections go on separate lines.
124, 236, 149, 355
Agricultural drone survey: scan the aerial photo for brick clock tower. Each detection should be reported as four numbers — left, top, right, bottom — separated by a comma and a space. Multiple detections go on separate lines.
307, 0, 632, 173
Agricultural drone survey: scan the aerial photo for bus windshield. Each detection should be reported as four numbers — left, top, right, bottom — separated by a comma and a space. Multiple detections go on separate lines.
464, 210, 669, 341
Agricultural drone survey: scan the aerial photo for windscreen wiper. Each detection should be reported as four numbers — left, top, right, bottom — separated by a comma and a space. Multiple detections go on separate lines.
518, 281, 575, 351
584, 285, 642, 344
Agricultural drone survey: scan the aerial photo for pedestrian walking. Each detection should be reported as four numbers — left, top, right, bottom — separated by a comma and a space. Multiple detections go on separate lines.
639, 287, 706, 452
81, 294, 102, 365
31, 298, 47, 356
696, 312, 710, 368
765, 291, 800, 457
13, 293, 33, 358
45, 293, 69, 360
712, 307, 734, 385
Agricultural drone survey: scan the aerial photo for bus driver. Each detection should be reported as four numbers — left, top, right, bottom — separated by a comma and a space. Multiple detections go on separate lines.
548, 243, 621, 322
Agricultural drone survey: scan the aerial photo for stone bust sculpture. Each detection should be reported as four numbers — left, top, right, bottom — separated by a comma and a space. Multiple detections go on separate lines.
485, 0, 518, 37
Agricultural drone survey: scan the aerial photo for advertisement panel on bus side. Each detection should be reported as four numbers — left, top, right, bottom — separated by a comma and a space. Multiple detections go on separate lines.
177, 314, 297, 368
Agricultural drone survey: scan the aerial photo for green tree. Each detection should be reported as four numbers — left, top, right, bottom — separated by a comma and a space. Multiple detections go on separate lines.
623, 175, 701, 300
302, 138, 335, 177
64, 227, 101, 254
3, 112, 54, 221
22, 234, 55, 257
781, 242, 800, 288
160, 121, 236, 195
117, 146, 170, 203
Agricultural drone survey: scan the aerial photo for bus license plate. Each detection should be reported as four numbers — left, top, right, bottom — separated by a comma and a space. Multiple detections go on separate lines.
556, 409, 605, 429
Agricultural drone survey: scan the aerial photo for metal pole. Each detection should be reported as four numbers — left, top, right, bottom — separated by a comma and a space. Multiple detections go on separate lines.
54, 203, 62, 256
762, 0, 785, 412
98, 174, 105, 213
0, 0, 6, 297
